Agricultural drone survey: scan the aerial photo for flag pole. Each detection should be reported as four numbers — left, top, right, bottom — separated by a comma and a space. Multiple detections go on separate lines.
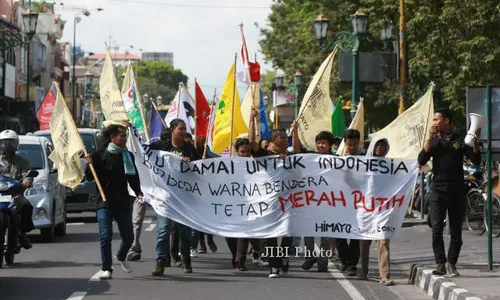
229, 54, 237, 157
194, 78, 198, 147
53, 82, 107, 202
150, 99, 167, 128
176, 83, 182, 118
239, 24, 258, 128
130, 65, 150, 143
203, 89, 217, 159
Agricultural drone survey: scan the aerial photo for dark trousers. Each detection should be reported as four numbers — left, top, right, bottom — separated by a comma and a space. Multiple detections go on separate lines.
97, 208, 134, 272
0, 210, 18, 253
169, 222, 193, 267
263, 237, 293, 270
428, 189, 464, 264
15, 196, 34, 234
336, 238, 360, 267
225, 238, 261, 266
199, 233, 215, 246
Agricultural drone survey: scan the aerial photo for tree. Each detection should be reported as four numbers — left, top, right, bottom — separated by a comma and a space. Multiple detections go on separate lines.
116, 61, 188, 103
258, 0, 500, 129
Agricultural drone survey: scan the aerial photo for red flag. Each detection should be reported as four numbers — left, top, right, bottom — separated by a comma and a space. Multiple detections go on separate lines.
249, 61, 261, 82
37, 89, 56, 130
195, 81, 211, 137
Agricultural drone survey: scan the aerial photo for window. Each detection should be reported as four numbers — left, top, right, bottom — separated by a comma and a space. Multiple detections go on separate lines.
16, 144, 45, 170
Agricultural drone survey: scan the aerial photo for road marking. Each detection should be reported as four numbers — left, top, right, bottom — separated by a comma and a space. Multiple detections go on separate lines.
145, 224, 156, 231
66, 291, 87, 300
315, 244, 366, 300
67, 223, 85, 226
89, 270, 101, 282
145, 218, 153, 224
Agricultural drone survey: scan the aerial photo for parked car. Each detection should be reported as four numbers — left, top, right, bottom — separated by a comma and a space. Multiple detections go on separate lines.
34, 129, 101, 213
18, 135, 67, 242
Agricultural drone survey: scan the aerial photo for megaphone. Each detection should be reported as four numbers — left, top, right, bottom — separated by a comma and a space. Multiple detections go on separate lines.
465, 113, 487, 147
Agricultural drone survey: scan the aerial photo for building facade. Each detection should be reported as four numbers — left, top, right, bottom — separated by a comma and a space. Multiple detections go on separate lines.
141, 52, 173, 65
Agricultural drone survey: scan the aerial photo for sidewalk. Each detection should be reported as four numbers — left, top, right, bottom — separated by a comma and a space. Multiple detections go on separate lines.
386, 220, 500, 300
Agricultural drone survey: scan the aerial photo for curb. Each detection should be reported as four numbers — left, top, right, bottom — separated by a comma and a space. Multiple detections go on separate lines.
408, 264, 484, 300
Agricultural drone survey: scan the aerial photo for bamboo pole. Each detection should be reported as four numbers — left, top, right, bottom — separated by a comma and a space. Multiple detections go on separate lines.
229, 54, 237, 157
53, 82, 107, 202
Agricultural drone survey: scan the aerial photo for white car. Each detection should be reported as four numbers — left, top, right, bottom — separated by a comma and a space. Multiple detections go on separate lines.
18, 136, 67, 242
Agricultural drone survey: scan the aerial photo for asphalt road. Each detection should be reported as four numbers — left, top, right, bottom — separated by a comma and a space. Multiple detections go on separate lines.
0, 210, 432, 300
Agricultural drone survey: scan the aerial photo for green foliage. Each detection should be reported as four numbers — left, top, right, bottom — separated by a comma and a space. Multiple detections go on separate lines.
258, 0, 500, 129
116, 61, 188, 103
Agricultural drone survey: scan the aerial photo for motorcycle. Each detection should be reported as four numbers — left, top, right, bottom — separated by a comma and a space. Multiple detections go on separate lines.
0, 169, 38, 267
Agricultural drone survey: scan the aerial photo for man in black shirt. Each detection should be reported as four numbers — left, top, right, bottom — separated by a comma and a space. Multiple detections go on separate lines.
418, 108, 482, 276
150, 119, 201, 276
85, 124, 143, 280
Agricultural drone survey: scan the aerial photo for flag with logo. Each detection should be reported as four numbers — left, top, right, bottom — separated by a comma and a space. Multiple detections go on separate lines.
37, 88, 56, 130
212, 63, 248, 154
369, 83, 435, 160
259, 88, 270, 139
99, 50, 127, 122
121, 63, 147, 140
164, 83, 195, 134
149, 104, 165, 142
47, 82, 84, 190
297, 49, 337, 151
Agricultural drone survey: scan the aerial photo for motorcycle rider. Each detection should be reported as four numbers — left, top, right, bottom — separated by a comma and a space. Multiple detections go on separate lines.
0, 130, 35, 250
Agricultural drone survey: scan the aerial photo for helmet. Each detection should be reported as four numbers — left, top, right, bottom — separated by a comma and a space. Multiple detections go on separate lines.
0, 130, 19, 154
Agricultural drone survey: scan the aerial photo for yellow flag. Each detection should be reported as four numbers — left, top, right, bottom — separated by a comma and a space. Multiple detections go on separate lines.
212, 63, 248, 154
369, 83, 434, 159
99, 50, 128, 122
337, 99, 365, 156
297, 49, 337, 151
240, 82, 261, 142
48, 83, 85, 190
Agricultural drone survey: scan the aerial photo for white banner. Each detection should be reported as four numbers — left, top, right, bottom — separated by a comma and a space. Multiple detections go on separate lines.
130, 132, 419, 239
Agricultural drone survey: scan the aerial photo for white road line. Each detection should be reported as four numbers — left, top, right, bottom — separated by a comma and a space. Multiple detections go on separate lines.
67, 223, 85, 226
145, 218, 153, 224
66, 291, 87, 300
89, 270, 101, 282
315, 244, 366, 300
145, 224, 156, 231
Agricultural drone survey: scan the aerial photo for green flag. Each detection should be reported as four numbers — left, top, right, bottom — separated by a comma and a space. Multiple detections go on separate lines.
331, 97, 345, 137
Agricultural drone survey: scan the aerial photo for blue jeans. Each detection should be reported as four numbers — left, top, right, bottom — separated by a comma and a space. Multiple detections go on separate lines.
97, 208, 134, 272
155, 215, 171, 261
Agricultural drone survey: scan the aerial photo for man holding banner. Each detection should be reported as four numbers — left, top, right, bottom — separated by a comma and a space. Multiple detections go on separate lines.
418, 108, 482, 277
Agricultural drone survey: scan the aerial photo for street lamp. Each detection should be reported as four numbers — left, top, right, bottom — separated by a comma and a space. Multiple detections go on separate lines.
293, 71, 304, 118
313, 9, 367, 119
72, 8, 103, 120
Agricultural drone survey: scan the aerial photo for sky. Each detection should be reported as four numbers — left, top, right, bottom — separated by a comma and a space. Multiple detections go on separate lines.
55, 0, 275, 100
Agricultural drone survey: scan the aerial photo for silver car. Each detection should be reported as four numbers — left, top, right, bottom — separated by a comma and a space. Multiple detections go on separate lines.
34, 129, 101, 213
18, 136, 67, 242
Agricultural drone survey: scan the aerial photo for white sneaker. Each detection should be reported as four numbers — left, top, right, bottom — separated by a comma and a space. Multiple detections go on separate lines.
252, 257, 259, 264
269, 268, 279, 278
99, 270, 112, 280
190, 249, 198, 258
114, 254, 132, 273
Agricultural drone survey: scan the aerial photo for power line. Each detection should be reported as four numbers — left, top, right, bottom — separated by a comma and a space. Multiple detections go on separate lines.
108, 0, 270, 9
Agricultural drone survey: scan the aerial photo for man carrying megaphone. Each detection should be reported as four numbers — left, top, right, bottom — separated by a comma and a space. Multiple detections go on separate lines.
418, 108, 482, 277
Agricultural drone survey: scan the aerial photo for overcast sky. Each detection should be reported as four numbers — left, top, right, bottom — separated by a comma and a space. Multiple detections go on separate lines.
56, 0, 274, 99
